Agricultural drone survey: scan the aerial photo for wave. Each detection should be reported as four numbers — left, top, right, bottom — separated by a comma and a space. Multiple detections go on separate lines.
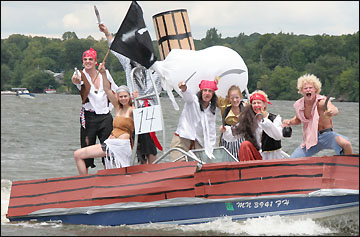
128, 215, 335, 236
1, 179, 12, 224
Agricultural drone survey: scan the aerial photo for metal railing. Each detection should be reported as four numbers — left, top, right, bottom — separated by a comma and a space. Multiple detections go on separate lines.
129, 66, 165, 165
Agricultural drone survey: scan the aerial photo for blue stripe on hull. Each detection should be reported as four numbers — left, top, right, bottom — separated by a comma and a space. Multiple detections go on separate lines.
10, 195, 359, 226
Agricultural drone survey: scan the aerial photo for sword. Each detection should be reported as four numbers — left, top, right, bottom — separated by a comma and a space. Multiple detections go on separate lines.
324, 96, 331, 112
182, 71, 196, 85
94, 5, 103, 24
218, 68, 245, 78
324, 93, 335, 118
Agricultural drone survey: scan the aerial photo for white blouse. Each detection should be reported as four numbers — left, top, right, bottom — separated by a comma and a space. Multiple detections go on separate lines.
175, 90, 217, 158
72, 69, 118, 114
222, 114, 289, 160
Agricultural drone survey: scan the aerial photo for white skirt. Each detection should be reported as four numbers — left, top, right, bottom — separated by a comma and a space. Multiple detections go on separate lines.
261, 149, 290, 160
103, 138, 132, 169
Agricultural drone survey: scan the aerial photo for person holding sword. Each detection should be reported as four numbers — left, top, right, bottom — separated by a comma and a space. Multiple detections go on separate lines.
282, 74, 352, 157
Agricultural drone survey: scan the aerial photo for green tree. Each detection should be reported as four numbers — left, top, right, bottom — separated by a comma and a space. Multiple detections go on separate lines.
62, 39, 91, 70
10, 62, 26, 87
334, 65, 359, 102
42, 40, 64, 72
252, 33, 273, 63
62, 31, 78, 40
305, 54, 349, 93
247, 61, 271, 92
21, 70, 56, 92
1, 64, 11, 90
203, 27, 222, 46
257, 66, 299, 100
341, 32, 359, 65
262, 36, 286, 69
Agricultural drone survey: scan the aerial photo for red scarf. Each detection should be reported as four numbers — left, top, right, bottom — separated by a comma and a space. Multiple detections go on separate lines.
144, 99, 163, 151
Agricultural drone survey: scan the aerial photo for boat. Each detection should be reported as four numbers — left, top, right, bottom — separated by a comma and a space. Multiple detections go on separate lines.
12, 88, 35, 99
6, 148, 359, 226
5, 65, 359, 226
1, 90, 17, 95
44, 88, 57, 94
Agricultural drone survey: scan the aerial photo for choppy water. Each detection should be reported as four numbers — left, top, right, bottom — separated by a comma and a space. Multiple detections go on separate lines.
1, 94, 359, 236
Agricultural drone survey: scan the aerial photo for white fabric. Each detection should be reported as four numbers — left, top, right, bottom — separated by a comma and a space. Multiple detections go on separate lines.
261, 149, 290, 160
222, 114, 289, 160
175, 90, 216, 158
103, 138, 132, 169
72, 69, 118, 113
153, 45, 248, 110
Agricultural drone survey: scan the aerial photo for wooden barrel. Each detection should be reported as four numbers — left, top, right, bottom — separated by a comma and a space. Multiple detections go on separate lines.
152, 9, 195, 60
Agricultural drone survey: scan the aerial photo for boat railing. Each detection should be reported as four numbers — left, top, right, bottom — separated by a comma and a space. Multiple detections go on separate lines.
153, 146, 238, 164
153, 147, 205, 164
130, 65, 165, 166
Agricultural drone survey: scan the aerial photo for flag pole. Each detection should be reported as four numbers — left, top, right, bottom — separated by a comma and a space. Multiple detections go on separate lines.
94, 49, 111, 82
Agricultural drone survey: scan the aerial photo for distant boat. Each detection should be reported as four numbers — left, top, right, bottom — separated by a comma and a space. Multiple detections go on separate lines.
1, 90, 17, 95
44, 88, 57, 94
12, 88, 35, 99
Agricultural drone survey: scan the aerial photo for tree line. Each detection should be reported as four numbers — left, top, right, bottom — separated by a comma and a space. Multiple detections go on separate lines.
1, 29, 358, 102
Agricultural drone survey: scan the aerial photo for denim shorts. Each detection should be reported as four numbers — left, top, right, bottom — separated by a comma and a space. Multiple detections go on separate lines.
290, 130, 349, 158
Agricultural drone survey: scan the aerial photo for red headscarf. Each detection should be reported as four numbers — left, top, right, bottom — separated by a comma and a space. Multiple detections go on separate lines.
199, 80, 218, 91
250, 93, 272, 105
82, 48, 97, 61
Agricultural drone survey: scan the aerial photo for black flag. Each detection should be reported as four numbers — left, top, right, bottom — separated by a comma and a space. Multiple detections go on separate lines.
110, 1, 157, 69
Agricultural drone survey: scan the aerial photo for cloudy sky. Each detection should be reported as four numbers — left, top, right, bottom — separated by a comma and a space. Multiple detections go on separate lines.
1, 1, 359, 41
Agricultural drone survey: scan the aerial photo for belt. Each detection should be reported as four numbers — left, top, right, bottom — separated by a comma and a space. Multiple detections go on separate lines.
319, 128, 333, 134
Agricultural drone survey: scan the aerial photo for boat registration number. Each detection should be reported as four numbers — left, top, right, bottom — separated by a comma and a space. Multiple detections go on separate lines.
234, 199, 290, 209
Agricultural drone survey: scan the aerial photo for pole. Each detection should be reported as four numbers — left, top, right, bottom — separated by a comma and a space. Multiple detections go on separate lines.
94, 49, 111, 82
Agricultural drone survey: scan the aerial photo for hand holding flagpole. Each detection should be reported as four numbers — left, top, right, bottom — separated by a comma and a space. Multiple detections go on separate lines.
94, 49, 110, 88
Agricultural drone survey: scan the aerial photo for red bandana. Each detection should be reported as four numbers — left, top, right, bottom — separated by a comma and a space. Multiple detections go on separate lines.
199, 80, 218, 91
82, 48, 97, 61
250, 93, 272, 105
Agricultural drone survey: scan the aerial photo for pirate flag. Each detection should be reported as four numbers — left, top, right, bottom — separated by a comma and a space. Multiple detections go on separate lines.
110, 1, 157, 69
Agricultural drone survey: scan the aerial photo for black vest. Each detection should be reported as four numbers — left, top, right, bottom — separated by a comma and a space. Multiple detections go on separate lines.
261, 113, 282, 152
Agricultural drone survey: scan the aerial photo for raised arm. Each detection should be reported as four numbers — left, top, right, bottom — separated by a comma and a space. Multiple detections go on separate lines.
99, 23, 113, 43
98, 63, 118, 109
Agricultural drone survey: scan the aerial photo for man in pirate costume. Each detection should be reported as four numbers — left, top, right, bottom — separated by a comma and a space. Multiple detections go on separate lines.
71, 48, 119, 172
282, 74, 352, 157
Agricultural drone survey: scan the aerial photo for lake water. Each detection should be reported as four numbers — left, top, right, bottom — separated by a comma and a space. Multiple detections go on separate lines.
1, 94, 359, 236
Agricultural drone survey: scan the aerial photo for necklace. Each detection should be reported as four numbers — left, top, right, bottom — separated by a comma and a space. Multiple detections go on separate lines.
92, 72, 99, 94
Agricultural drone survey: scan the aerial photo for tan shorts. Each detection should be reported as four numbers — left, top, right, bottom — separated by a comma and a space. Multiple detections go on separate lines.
169, 133, 202, 161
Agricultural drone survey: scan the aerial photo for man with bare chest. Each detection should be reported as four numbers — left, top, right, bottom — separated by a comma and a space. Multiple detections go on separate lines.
282, 74, 352, 158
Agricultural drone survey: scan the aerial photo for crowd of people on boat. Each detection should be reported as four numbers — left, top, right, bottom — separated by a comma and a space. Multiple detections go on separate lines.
71, 23, 353, 176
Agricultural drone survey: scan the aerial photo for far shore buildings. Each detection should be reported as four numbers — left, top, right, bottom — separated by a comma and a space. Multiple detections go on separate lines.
45, 70, 64, 85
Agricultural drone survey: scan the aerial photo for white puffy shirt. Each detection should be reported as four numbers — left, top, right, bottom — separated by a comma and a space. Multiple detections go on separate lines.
72, 69, 118, 114
222, 114, 289, 160
175, 90, 217, 150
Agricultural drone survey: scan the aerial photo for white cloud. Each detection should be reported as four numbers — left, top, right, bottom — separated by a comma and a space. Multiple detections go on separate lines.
1, 1, 358, 40
63, 14, 80, 29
